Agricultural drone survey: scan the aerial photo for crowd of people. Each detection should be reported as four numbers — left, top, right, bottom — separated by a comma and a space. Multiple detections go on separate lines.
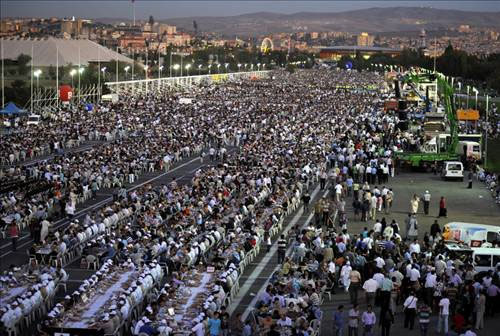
1, 68, 499, 336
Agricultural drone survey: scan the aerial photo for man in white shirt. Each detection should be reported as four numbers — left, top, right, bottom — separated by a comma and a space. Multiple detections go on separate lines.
410, 266, 421, 283
277, 314, 293, 327
403, 292, 418, 330
363, 278, 379, 306
437, 294, 450, 334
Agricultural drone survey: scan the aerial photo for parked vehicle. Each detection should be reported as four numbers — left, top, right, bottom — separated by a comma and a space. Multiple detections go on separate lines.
441, 161, 464, 181
443, 222, 500, 247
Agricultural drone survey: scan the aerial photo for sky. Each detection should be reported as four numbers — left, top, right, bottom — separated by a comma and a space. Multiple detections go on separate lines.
2, 1, 500, 19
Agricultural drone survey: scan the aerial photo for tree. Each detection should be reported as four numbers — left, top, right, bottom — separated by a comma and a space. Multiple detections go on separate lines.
48, 65, 56, 80
11, 79, 26, 89
16, 54, 31, 76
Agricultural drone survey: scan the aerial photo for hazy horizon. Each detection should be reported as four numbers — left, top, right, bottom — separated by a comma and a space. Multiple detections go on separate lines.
2, 1, 500, 20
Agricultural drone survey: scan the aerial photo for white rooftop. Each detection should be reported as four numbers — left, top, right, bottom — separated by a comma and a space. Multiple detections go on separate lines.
0, 37, 134, 66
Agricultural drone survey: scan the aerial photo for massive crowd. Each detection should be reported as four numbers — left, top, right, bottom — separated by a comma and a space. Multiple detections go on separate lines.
0, 69, 498, 336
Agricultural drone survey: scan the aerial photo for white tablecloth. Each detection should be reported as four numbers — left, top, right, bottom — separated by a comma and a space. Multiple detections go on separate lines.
65, 270, 135, 328
174, 273, 212, 322
0, 285, 29, 306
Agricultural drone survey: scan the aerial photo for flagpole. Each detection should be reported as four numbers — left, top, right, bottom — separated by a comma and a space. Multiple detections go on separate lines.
98, 46, 100, 94
132, 0, 136, 27
78, 46, 81, 104
116, 46, 119, 82
56, 45, 59, 108
1, 38, 4, 108
31, 43, 34, 112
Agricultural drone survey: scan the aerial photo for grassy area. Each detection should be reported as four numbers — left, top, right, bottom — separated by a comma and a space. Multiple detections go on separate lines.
486, 137, 500, 173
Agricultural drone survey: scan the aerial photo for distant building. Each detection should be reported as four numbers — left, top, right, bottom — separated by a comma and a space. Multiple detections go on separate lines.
458, 25, 471, 33
357, 32, 374, 47
319, 46, 401, 60
310, 32, 319, 39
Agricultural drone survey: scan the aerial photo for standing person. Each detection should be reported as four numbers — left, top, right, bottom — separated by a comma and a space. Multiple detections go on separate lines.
406, 214, 419, 241
438, 197, 447, 218
302, 191, 311, 212
341, 261, 352, 292
9, 222, 19, 252
208, 311, 222, 336
40, 219, 51, 244
467, 170, 473, 189
348, 304, 360, 336
361, 305, 376, 336
410, 194, 420, 214
475, 290, 486, 330
403, 291, 418, 330
422, 190, 431, 215
264, 232, 272, 253
334, 305, 345, 336
320, 169, 327, 190
379, 308, 394, 336
349, 268, 362, 305
277, 235, 287, 264
437, 293, 450, 334
418, 303, 431, 336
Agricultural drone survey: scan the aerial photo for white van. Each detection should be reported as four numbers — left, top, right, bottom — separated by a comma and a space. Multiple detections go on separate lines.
473, 248, 500, 273
456, 141, 481, 160
441, 161, 464, 180
443, 222, 500, 248
26, 114, 41, 126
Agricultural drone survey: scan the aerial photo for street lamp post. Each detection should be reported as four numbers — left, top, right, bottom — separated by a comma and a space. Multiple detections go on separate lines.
34, 69, 42, 89
208, 64, 212, 74
485, 95, 490, 168
185, 63, 191, 76
217, 64, 221, 74
159, 65, 163, 80
70, 69, 76, 87
101, 67, 107, 81
198, 64, 202, 75
224, 63, 229, 73
237, 63, 241, 72
257, 63, 261, 71
173, 64, 180, 76
78, 67, 84, 104
262, 63, 266, 70
466, 85, 470, 108
124, 66, 130, 80
473, 87, 479, 110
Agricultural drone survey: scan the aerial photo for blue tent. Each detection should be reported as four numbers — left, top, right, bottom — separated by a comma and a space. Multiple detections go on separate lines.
0, 102, 28, 116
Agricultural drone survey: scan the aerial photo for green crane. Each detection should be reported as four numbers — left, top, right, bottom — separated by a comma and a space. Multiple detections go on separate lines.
395, 73, 459, 167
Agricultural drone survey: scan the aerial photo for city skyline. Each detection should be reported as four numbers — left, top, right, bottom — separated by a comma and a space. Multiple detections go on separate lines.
2, 1, 500, 20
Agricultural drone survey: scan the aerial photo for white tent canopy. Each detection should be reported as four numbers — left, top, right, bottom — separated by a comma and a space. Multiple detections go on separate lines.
0, 37, 134, 66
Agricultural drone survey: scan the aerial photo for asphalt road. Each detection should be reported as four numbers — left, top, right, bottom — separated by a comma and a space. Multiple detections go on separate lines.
228, 170, 500, 335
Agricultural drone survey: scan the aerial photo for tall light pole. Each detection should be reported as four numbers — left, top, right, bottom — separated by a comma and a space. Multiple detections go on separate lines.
34, 69, 42, 89
198, 64, 202, 75
485, 95, 489, 168
70, 69, 76, 87
185, 63, 191, 76
78, 67, 84, 104
159, 65, 163, 79
124, 66, 130, 80
466, 85, 470, 108
473, 87, 479, 110
101, 66, 107, 81
173, 64, 180, 76
237, 63, 241, 72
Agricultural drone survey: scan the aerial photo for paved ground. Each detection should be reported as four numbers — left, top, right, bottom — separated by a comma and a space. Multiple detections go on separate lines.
229, 169, 500, 336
